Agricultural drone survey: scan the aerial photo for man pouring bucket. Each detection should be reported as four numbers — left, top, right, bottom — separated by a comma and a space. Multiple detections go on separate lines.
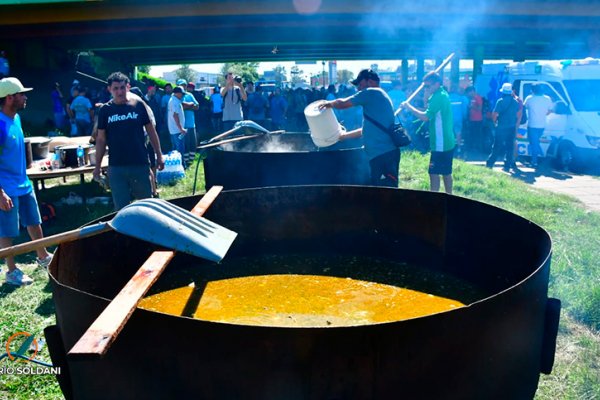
319, 69, 400, 187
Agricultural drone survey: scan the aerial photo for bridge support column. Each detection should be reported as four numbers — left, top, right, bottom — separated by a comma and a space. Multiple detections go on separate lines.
473, 45, 484, 86
401, 59, 409, 86
416, 58, 424, 82
451, 54, 460, 88
436, 56, 444, 80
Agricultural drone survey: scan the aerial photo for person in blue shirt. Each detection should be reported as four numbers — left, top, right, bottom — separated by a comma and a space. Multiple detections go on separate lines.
320, 69, 399, 187
269, 87, 288, 130
69, 86, 94, 136
179, 81, 200, 167
0, 77, 53, 286
0, 51, 10, 79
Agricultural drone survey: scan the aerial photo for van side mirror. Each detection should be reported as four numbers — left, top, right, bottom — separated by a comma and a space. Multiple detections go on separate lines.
555, 101, 570, 115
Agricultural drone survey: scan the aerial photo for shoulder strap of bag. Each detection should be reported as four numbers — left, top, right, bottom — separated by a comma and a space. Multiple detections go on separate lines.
363, 113, 392, 134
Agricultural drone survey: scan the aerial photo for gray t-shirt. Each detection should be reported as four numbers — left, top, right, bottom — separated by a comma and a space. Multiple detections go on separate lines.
349, 87, 396, 160
222, 87, 243, 122
494, 95, 519, 130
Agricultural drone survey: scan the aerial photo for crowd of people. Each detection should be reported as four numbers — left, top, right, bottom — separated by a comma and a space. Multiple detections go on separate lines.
1, 65, 552, 286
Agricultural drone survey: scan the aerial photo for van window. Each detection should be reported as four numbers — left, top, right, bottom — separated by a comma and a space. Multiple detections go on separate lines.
522, 82, 563, 103
563, 80, 600, 112
550, 83, 567, 102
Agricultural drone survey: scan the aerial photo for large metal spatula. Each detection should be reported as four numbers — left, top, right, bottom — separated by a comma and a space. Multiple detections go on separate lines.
0, 196, 236, 263
68, 186, 228, 358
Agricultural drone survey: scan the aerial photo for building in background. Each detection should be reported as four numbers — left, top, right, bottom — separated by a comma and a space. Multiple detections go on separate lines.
162, 69, 219, 87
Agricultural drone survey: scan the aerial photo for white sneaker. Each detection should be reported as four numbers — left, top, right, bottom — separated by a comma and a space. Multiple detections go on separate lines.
5, 268, 34, 286
37, 253, 53, 269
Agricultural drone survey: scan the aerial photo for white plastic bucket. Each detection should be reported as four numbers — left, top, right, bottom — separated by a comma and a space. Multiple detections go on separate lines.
304, 100, 345, 147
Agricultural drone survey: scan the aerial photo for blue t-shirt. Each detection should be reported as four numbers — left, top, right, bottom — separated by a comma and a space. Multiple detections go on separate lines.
0, 112, 32, 196
70, 95, 92, 122
269, 95, 288, 124
247, 92, 268, 120
210, 93, 223, 113
449, 92, 468, 126
349, 87, 396, 160
183, 92, 199, 128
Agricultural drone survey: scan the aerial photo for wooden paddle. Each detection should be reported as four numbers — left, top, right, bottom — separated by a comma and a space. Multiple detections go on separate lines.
198, 130, 286, 150
394, 52, 455, 117
68, 186, 224, 358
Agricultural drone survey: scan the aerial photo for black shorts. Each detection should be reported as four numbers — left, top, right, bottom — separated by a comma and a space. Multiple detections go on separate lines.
429, 148, 454, 175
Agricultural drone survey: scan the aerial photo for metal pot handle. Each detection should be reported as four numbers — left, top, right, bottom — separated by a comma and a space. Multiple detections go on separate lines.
540, 297, 561, 374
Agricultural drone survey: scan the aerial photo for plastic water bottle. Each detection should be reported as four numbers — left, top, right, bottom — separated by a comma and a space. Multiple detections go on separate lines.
76, 145, 85, 167
51, 152, 61, 170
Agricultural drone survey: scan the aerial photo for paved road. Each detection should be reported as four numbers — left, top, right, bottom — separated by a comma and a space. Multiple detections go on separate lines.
470, 157, 600, 212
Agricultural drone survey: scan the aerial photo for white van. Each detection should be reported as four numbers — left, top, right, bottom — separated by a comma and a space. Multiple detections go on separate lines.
476, 59, 600, 171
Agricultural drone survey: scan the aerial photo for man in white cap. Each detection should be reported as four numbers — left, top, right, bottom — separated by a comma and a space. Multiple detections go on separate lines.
0, 77, 53, 286
486, 82, 520, 172
70, 79, 80, 97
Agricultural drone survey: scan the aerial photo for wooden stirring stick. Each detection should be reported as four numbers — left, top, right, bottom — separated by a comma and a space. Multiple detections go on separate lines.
68, 186, 223, 358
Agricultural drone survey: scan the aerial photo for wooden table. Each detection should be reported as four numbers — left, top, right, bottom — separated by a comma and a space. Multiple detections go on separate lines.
27, 160, 108, 191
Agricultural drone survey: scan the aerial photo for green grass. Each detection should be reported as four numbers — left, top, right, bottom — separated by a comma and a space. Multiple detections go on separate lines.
1, 151, 600, 399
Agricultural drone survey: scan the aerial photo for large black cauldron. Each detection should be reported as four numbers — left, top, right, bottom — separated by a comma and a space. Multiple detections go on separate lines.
203, 133, 370, 189
45, 186, 559, 400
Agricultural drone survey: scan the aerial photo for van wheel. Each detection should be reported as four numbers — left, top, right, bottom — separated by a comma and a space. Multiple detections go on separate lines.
554, 142, 575, 171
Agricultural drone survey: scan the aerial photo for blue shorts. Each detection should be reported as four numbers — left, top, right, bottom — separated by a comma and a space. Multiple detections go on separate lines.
0, 190, 42, 238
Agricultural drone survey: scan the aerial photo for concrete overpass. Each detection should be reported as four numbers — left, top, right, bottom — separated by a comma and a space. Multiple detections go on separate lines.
2, 0, 600, 132
1, 0, 600, 70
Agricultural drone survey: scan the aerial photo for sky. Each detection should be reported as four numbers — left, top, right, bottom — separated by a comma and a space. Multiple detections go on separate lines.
149, 60, 467, 81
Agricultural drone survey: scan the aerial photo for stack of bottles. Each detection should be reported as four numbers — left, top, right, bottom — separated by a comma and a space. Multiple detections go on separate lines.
77, 145, 85, 167
156, 150, 185, 185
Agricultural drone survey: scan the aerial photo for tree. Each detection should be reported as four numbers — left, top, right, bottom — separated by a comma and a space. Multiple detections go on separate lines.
273, 65, 287, 85
175, 64, 197, 84
220, 62, 259, 86
337, 69, 354, 85
137, 65, 150, 74
290, 65, 304, 85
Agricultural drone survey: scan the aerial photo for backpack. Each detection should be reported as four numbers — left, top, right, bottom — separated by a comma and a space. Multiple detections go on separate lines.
39, 202, 56, 224
520, 106, 528, 125
223, 88, 240, 109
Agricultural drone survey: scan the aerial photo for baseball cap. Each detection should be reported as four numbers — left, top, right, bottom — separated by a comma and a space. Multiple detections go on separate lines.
351, 69, 380, 86
187, 82, 195, 89
0, 77, 33, 98
176, 79, 187, 86
500, 82, 513, 94
72, 79, 80, 85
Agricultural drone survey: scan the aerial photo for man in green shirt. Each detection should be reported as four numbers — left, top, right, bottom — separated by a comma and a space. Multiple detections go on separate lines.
401, 72, 455, 194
